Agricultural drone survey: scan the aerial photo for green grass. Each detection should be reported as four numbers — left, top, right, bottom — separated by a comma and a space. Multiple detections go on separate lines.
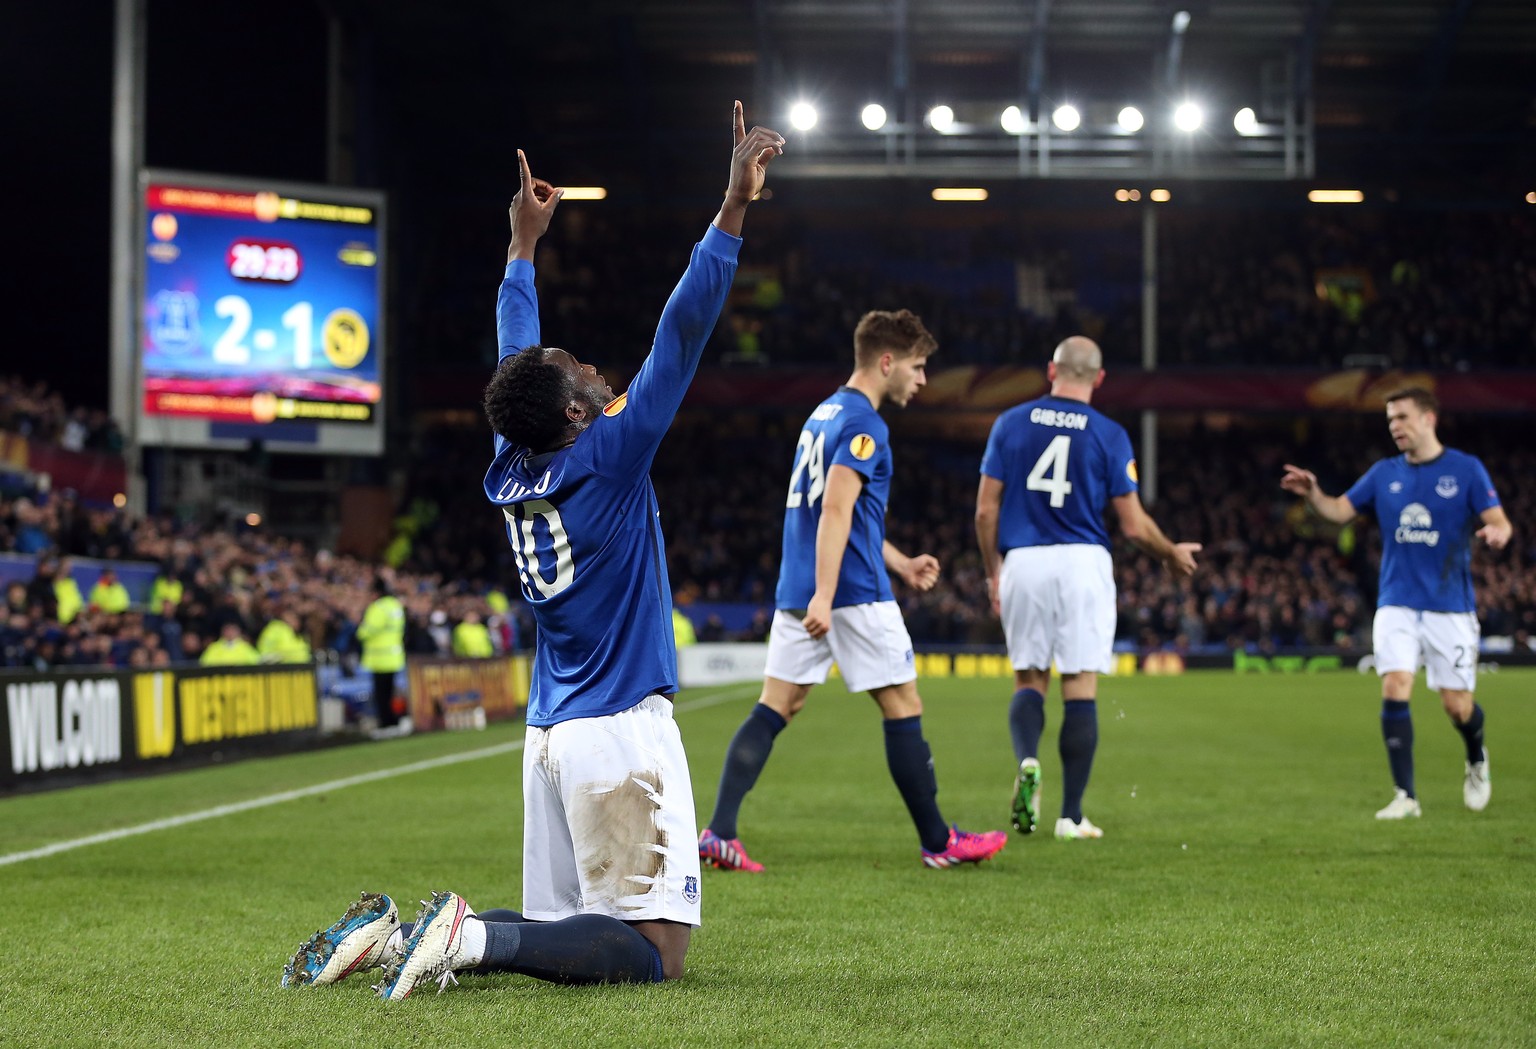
3, 671, 1534, 1048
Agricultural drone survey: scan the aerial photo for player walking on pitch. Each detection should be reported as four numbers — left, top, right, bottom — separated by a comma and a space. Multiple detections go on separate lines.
975, 337, 1199, 840
1281, 387, 1511, 819
699, 309, 1008, 872
283, 103, 783, 996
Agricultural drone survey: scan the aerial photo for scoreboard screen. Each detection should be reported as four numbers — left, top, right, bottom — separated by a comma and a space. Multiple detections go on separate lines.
138, 172, 385, 451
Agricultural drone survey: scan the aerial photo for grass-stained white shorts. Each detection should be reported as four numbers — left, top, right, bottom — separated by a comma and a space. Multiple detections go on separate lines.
522, 694, 702, 926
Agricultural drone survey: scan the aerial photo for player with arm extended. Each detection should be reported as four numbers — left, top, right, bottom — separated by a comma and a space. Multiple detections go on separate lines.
974, 337, 1199, 840
1281, 387, 1511, 819
283, 103, 783, 998
698, 310, 1008, 872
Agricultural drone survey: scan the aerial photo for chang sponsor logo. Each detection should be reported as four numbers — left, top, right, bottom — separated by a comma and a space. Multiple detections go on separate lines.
6, 678, 123, 775
1395, 502, 1440, 547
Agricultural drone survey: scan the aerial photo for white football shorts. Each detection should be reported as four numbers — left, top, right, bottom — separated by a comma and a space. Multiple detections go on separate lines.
999, 544, 1116, 675
763, 601, 917, 693
1372, 605, 1480, 692
522, 694, 702, 926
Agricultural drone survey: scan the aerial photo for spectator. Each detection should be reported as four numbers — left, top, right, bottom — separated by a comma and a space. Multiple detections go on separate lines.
451, 610, 494, 658
200, 621, 260, 666
88, 566, 130, 614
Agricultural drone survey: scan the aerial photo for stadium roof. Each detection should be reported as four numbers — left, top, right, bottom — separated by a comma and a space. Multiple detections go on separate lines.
360, 0, 1533, 184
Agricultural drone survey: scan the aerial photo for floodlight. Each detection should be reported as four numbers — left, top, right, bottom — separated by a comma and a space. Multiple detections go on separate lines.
1173, 101, 1203, 132
1172, 10, 1191, 33
861, 104, 888, 131
789, 102, 818, 131
931, 188, 988, 201
928, 105, 955, 132
1000, 105, 1028, 134
1307, 189, 1365, 203
1118, 107, 1144, 133
1233, 107, 1259, 136
1052, 104, 1080, 132
1150, 188, 1171, 202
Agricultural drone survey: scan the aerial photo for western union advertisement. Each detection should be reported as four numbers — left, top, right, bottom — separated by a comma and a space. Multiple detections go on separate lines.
3, 665, 318, 793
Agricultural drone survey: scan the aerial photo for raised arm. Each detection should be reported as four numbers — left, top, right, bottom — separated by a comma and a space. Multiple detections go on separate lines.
495, 149, 562, 364
1110, 493, 1200, 576
1280, 464, 1357, 524
592, 103, 783, 475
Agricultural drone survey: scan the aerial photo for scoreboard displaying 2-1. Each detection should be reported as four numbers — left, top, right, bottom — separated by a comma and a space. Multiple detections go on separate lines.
137, 171, 386, 454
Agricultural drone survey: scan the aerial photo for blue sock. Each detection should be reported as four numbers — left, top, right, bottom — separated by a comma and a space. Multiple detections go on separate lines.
1009, 688, 1045, 762
1454, 703, 1485, 765
1058, 700, 1098, 822
707, 703, 786, 840
479, 914, 664, 984
883, 715, 950, 853
1381, 700, 1415, 797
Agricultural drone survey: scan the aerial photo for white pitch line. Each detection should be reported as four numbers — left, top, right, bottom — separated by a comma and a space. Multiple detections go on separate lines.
0, 683, 758, 869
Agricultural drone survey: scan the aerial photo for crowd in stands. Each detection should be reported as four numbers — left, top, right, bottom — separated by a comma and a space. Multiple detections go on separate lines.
0, 489, 517, 673
0, 375, 123, 454
403, 204, 1534, 374
398, 412, 1534, 658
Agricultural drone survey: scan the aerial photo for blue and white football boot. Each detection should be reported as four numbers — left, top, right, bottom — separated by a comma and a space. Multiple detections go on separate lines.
282, 892, 400, 988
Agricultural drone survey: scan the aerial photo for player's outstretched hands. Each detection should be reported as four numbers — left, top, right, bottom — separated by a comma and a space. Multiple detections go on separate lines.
1168, 542, 1202, 577
726, 100, 784, 206
898, 553, 941, 593
1477, 519, 1513, 551
507, 149, 562, 262
1280, 464, 1318, 498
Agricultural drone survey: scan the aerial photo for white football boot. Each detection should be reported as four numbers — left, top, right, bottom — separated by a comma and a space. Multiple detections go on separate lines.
1375, 788, 1422, 820
282, 892, 400, 988
1464, 750, 1491, 812
1054, 816, 1104, 840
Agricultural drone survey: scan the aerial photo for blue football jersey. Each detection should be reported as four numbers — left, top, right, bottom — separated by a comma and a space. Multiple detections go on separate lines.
484, 225, 741, 726
775, 387, 894, 609
1343, 448, 1500, 613
980, 395, 1138, 551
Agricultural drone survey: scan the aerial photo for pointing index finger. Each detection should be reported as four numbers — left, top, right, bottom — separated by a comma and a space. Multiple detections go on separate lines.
733, 100, 745, 145
517, 149, 530, 184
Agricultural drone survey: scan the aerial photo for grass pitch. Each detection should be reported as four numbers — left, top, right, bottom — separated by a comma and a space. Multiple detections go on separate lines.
2, 669, 1533, 1048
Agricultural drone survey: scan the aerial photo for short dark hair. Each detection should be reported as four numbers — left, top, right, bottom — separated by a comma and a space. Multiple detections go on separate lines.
483, 345, 575, 452
1384, 386, 1439, 415
852, 309, 937, 369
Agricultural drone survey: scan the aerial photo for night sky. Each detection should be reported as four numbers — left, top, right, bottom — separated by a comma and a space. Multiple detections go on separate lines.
6, 0, 737, 410
8, 1, 1533, 413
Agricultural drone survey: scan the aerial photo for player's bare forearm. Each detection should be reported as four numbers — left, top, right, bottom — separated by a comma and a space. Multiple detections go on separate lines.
1477, 505, 1513, 550
813, 512, 854, 607
974, 511, 1001, 582
1281, 464, 1355, 524
1306, 490, 1355, 524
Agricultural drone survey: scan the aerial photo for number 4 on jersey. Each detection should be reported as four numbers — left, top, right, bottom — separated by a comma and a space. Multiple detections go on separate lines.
1027, 435, 1073, 508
